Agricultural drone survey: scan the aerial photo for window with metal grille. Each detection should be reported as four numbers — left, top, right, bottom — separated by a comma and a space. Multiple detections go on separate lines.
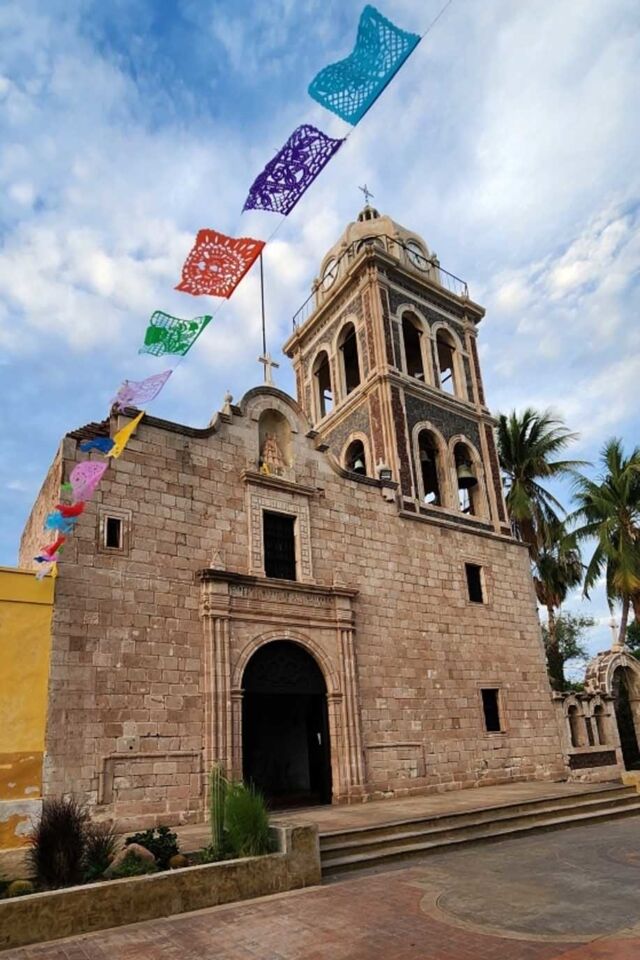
263, 511, 296, 581
481, 688, 502, 732
465, 563, 484, 602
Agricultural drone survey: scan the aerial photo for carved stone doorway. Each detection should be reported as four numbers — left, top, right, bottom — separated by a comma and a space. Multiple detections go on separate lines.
612, 667, 640, 769
242, 640, 332, 807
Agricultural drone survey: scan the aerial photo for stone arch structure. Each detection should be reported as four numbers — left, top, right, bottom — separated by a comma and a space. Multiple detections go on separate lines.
566, 699, 585, 748
311, 347, 334, 421
396, 306, 433, 385
431, 321, 467, 400
233, 629, 341, 695
241, 386, 306, 429
341, 431, 372, 477
240, 636, 334, 805
332, 316, 362, 401
448, 434, 489, 519
258, 409, 293, 478
200, 571, 364, 806
411, 420, 451, 507
234, 631, 344, 805
585, 649, 640, 769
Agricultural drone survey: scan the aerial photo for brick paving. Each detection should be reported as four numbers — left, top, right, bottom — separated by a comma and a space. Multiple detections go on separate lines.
4, 868, 637, 960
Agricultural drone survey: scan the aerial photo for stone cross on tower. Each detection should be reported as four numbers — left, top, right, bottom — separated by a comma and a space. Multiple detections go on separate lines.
258, 352, 280, 385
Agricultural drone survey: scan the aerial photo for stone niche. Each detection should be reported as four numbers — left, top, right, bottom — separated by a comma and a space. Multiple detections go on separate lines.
258, 409, 294, 480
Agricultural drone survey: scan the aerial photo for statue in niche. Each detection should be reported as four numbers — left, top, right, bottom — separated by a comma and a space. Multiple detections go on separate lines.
259, 432, 286, 476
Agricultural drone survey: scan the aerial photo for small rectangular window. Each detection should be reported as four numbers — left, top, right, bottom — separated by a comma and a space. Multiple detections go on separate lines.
481, 688, 502, 732
465, 563, 484, 603
263, 511, 296, 581
105, 516, 123, 549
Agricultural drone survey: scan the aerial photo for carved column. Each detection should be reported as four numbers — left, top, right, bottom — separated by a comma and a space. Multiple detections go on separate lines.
201, 581, 233, 776
230, 688, 244, 782
340, 627, 365, 794
336, 594, 365, 797
327, 692, 346, 799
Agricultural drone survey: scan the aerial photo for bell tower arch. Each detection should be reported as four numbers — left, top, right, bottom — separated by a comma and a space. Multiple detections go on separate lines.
283, 206, 510, 535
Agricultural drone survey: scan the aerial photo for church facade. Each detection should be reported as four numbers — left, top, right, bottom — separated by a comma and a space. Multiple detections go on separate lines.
20, 208, 567, 829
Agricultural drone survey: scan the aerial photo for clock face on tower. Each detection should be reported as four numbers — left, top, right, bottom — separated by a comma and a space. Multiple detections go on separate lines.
406, 240, 427, 270
321, 258, 338, 290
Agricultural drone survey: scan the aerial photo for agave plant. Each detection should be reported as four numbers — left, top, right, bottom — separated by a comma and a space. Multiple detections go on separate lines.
27, 796, 89, 889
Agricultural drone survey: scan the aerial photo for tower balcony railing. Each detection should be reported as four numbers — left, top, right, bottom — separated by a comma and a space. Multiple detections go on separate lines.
292, 235, 469, 329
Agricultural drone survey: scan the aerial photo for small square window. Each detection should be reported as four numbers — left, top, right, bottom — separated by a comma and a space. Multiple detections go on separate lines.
481, 688, 502, 732
465, 563, 484, 603
104, 516, 123, 550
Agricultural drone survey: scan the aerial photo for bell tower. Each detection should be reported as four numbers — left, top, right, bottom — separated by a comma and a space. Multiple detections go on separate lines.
283, 206, 511, 536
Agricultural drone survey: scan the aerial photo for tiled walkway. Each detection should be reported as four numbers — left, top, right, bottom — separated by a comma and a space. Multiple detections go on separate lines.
5, 814, 640, 960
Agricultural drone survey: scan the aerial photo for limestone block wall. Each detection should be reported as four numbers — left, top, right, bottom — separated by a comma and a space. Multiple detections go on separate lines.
19, 387, 565, 827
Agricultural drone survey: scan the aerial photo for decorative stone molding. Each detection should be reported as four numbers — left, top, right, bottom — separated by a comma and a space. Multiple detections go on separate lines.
245, 480, 314, 582
198, 570, 365, 799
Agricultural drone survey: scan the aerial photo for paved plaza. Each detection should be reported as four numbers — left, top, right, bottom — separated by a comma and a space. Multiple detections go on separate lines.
4, 816, 640, 959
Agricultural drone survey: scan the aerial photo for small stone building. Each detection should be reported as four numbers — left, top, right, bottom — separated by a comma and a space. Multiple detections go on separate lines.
20, 207, 569, 829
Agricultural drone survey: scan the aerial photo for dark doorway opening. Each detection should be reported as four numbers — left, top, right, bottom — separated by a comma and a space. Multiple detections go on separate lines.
242, 641, 332, 808
613, 667, 640, 769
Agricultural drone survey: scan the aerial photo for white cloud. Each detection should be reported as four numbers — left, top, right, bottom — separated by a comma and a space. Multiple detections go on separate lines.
0, 0, 638, 590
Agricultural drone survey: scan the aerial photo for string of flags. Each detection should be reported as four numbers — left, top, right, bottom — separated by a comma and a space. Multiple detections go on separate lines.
35, 4, 429, 578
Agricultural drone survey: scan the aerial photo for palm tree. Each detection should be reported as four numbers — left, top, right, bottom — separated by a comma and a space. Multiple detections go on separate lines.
571, 439, 640, 644
532, 521, 583, 689
497, 408, 585, 555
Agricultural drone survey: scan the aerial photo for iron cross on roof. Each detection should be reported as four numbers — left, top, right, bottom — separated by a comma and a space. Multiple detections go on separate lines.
358, 184, 374, 204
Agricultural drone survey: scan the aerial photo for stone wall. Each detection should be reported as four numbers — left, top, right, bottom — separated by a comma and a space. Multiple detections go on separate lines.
20, 387, 565, 827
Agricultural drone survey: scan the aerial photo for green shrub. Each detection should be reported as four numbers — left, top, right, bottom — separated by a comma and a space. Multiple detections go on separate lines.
84, 821, 118, 882
198, 843, 221, 864
125, 826, 179, 869
108, 854, 158, 879
27, 796, 89, 889
6, 880, 34, 898
197, 842, 235, 864
224, 782, 272, 858
209, 764, 228, 857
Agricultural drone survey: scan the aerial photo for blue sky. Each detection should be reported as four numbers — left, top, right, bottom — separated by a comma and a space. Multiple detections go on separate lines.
1, 0, 639, 669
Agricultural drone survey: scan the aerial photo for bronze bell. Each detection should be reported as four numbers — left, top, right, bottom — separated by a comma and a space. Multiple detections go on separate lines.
457, 461, 477, 489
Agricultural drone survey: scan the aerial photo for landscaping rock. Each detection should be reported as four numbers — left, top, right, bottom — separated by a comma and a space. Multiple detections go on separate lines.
6, 880, 34, 898
168, 854, 189, 870
103, 843, 155, 878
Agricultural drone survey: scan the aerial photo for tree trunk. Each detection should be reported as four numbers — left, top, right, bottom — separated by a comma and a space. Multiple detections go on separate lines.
545, 604, 564, 690
631, 592, 640, 623
619, 595, 630, 646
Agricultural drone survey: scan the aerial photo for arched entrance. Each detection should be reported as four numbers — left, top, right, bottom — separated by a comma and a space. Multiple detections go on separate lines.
242, 640, 332, 807
612, 667, 640, 769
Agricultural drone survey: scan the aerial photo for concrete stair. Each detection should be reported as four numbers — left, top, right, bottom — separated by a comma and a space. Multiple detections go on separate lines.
320, 783, 640, 877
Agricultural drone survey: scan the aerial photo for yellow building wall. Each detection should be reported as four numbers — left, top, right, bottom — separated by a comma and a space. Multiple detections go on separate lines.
0, 566, 54, 849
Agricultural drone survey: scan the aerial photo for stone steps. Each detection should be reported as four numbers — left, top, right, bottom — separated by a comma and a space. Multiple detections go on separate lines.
320, 783, 640, 876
